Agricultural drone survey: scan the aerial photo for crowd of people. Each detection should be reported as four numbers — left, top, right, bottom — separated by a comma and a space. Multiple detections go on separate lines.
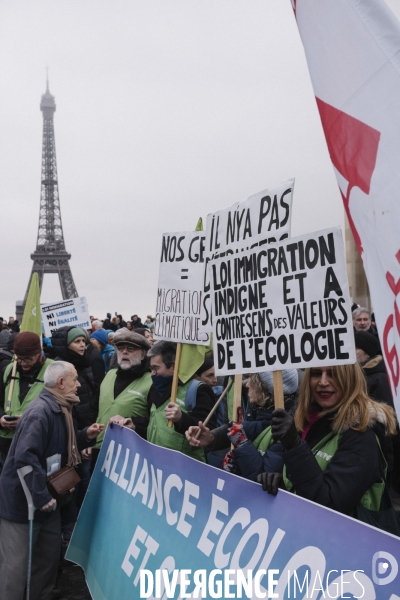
0, 306, 399, 599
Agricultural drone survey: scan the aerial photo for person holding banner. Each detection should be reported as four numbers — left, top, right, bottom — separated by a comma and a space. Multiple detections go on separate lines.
186, 370, 298, 484
91, 328, 152, 470
223, 369, 298, 478
259, 363, 399, 532
147, 341, 216, 462
0, 332, 53, 473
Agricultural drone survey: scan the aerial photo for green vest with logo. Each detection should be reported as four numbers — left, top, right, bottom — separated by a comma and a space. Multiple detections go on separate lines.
95, 369, 151, 449
147, 381, 205, 462
252, 426, 274, 454
283, 432, 386, 511
1, 359, 53, 440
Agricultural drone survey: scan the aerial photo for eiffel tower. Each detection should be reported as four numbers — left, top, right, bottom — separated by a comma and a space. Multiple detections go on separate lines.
17, 79, 78, 320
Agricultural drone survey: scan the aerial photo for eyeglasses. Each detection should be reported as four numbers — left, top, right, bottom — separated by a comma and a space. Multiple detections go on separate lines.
116, 344, 139, 353
16, 355, 38, 365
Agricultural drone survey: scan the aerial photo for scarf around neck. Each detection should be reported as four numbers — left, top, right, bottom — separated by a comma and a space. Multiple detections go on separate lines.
47, 388, 81, 467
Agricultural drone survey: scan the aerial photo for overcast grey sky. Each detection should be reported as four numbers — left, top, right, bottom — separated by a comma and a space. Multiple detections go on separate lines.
1, 0, 399, 322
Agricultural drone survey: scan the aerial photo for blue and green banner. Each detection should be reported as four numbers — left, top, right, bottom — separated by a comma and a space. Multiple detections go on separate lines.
67, 426, 400, 599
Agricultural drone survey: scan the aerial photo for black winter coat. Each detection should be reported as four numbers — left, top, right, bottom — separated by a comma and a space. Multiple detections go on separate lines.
283, 410, 387, 516
0, 349, 13, 375
362, 355, 394, 408
8, 320, 20, 333
229, 395, 296, 481
234, 404, 281, 481
0, 388, 93, 523
131, 318, 144, 329
51, 327, 97, 429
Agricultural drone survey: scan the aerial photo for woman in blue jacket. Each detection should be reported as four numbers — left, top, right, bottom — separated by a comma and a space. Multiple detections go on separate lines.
189, 370, 299, 481
223, 369, 298, 480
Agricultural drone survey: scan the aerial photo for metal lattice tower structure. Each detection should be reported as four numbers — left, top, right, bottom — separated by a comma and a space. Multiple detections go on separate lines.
18, 79, 78, 318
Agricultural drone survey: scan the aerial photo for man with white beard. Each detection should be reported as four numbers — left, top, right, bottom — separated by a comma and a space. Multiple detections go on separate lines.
90, 328, 151, 470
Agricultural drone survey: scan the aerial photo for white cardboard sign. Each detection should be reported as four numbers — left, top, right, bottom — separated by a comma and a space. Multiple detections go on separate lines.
210, 227, 356, 375
201, 178, 294, 331
41, 297, 91, 337
154, 232, 210, 345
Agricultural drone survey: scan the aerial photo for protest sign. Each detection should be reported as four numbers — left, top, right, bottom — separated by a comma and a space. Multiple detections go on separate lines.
210, 227, 356, 375
67, 426, 400, 599
154, 232, 209, 345
201, 179, 294, 332
41, 296, 90, 336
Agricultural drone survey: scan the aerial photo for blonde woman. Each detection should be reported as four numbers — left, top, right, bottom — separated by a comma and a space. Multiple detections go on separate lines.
245, 370, 298, 423
258, 364, 399, 531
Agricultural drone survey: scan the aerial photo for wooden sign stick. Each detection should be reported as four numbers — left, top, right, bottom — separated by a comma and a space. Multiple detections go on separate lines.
6, 358, 17, 413
194, 378, 234, 439
273, 370, 285, 410
231, 374, 243, 449
168, 342, 182, 428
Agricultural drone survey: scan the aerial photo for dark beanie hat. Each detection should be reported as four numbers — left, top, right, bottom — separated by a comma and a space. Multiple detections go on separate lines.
67, 328, 88, 346
196, 358, 214, 376
354, 331, 380, 358
14, 332, 41, 356
7, 333, 18, 352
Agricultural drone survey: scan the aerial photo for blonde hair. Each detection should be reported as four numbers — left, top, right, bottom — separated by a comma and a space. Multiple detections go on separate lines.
295, 363, 397, 435
248, 374, 272, 408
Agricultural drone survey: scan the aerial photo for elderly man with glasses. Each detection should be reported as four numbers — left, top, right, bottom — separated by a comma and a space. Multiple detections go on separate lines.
90, 328, 152, 471
0, 332, 53, 473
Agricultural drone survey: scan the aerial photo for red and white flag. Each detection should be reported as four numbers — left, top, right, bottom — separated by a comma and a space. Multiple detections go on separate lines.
293, 0, 400, 414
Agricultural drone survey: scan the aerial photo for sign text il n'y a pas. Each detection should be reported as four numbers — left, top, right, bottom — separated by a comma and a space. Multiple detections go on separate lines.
201, 179, 295, 332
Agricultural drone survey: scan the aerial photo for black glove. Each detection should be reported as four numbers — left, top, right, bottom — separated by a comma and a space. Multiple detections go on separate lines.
257, 472, 283, 495
271, 409, 301, 450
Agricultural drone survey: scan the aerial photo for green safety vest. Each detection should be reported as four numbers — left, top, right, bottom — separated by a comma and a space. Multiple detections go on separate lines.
95, 369, 152, 449
147, 381, 206, 462
252, 426, 274, 454
1, 358, 53, 440
283, 431, 386, 512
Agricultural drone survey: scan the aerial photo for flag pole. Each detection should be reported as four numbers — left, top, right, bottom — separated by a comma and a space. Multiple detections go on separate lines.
195, 378, 234, 439
273, 370, 284, 409
6, 359, 17, 413
230, 374, 242, 448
